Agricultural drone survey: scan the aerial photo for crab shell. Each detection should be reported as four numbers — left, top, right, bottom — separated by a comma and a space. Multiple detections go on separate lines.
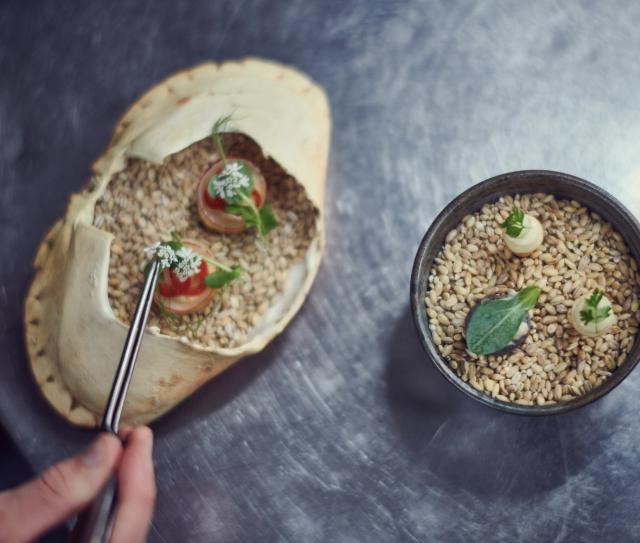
24, 58, 331, 427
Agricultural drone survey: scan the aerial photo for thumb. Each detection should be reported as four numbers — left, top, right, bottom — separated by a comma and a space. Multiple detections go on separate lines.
0, 433, 122, 542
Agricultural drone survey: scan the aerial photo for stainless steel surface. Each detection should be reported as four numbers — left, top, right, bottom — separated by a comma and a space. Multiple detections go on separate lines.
2, 1, 640, 541
73, 258, 160, 543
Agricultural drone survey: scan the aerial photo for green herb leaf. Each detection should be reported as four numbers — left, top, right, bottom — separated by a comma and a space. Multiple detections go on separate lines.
204, 265, 243, 288
225, 203, 257, 226
465, 286, 541, 355
500, 207, 526, 238
258, 202, 278, 237
164, 231, 183, 251
225, 197, 279, 238
579, 288, 611, 325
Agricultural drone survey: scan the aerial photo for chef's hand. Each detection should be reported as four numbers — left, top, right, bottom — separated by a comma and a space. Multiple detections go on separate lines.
0, 426, 155, 543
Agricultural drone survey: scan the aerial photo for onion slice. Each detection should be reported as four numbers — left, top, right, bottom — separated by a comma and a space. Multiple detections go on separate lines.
196, 157, 267, 234
503, 214, 544, 256
154, 240, 216, 316
569, 294, 617, 337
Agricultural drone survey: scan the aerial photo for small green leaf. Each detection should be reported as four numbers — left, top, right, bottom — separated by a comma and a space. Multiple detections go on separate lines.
225, 203, 257, 226
579, 308, 592, 324
579, 288, 611, 325
163, 242, 181, 252
257, 202, 278, 237
597, 304, 611, 321
204, 265, 243, 289
500, 207, 526, 238
465, 286, 541, 355
157, 231, 183, 252
224, 191, 278, 238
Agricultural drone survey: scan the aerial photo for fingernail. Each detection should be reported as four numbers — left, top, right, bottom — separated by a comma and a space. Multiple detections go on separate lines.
81, 437, 104, 467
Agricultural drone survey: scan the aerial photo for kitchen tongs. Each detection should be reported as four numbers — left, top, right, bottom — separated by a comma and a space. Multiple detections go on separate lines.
72, 258, 160, 543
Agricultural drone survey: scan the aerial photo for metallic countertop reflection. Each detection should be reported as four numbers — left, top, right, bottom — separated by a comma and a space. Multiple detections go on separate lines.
1, 1, 640, 541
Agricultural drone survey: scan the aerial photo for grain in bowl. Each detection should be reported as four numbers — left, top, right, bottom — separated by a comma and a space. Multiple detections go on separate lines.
424, 192, 640, 406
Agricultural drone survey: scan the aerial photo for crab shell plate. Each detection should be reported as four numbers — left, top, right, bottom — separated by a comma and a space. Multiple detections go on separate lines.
24, 58, 331, 427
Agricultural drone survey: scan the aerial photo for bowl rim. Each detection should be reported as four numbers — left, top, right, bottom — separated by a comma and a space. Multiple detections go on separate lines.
410, 169, 640, 415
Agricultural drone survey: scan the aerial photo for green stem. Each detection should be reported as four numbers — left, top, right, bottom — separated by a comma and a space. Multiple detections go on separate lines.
239, 192, 258, 213
239, 192, 264, 237
201, 255, 232, 273
213, 133, 227, 165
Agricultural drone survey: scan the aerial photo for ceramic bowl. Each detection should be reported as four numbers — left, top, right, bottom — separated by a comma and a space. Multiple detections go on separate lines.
410, 170, 640, 415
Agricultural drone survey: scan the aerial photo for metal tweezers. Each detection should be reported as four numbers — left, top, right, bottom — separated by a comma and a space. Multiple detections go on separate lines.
71, 258, 160, 543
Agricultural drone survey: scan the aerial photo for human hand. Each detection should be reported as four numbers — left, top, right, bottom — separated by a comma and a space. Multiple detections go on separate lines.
0, 426, 155, 543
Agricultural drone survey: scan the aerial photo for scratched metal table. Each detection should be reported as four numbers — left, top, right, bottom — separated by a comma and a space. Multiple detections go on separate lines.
2, 1, 640, 542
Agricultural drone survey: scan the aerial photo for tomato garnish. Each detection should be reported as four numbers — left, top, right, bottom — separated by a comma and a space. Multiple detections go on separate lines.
158, 269, 177, 297
158, 262, 208, 298
204, 189, 261, 210
203, 190, 227, 210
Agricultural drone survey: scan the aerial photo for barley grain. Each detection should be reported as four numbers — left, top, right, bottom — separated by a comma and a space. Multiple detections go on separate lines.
94, 134, 316, 348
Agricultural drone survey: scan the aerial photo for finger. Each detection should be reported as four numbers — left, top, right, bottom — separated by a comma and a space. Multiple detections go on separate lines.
109, 426, 156, 543
118, 426, 133, 440
0, 433, 122, 542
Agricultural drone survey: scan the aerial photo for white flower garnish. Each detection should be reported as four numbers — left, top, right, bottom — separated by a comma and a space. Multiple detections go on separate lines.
212, 161, 251, 200
145, 242, 179, 269
224, 162, 243, 175
174, 247, 202, 281
145, 238, 203, 281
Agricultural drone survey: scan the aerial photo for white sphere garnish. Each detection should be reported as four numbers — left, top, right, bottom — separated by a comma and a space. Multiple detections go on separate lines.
569, 293, 617, 337
503, 214, 544, 256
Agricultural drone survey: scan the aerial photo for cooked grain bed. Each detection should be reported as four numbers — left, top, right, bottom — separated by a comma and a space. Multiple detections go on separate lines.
425, 193, 640, 405
93, 134, 317, 348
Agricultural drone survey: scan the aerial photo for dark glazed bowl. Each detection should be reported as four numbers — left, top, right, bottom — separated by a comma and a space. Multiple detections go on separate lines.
410, 170, 640, 415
